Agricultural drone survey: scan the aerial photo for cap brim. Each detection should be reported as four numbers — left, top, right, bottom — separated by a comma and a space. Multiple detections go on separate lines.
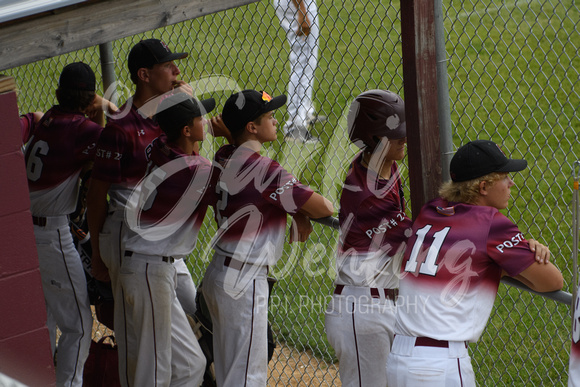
198, 98, 216, 115
162, 52, 188, 63
498, 159, 528, 173
264, 95, 287, 113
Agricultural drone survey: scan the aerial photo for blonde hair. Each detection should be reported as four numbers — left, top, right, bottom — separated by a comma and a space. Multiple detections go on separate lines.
439, 172, 505, 204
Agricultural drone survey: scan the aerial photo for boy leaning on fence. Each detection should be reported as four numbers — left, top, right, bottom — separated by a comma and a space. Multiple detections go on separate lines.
324, 89, 413, 387
200, 89, 334, 386
22, 62, 113, 387
117, 92, 231, 386
386, 139, 564, 387
86, 38, 203, 386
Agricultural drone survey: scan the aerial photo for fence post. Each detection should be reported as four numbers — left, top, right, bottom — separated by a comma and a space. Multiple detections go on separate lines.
400, 0, 442, 219
99, 42, 117, 104
573, 161, 580, 316
434, 0, 453, 182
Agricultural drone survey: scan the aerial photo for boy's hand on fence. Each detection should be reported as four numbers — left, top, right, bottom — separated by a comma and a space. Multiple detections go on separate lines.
528, 239, 551, 264
289, 213, 313, 243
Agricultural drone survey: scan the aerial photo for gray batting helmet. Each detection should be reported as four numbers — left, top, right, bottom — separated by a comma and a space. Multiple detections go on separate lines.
347, 89, 406, 150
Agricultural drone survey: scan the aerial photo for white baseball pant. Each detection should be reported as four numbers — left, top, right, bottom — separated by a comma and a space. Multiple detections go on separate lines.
325, 285, 397, 387
274, 0, 320, 130
202, 254, 270, 387
386, 335, 476, 387
34, 215, 92, 387
119, 251, 205, 387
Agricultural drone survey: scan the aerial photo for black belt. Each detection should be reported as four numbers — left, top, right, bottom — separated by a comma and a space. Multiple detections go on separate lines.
415, 337, 449, 348
224, 256, 246, 270
413, 336, 468, 348
334, 285, 399, 301
224, 256, 268, 272
32, 216, 47, 227
124, 250, 174, 263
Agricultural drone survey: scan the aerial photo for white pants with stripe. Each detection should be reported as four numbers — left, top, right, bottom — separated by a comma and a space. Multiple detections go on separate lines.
98, 213, 128, 385
386, 335, 476, 387
202, 254, 269, 387
34, 215, 92, 387
325, 285, 397, 387
274, 0, 320, 130
119, 252, 205, 387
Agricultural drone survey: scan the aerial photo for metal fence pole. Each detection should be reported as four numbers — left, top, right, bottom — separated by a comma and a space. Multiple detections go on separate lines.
573, 161, 580, 317
434, 0, 453, 181
98, 42, 117, 104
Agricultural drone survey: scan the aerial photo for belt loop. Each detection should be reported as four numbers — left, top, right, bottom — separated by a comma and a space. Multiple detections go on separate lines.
370, 288, 380, 298
334, 285, 344, 295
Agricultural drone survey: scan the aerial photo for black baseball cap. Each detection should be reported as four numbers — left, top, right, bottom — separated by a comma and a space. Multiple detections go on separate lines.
58, 62, 96, 91
128, 39, 188, 78
154, 93, 215, 136
222, 89, 287, 137
450, 140, 527, 182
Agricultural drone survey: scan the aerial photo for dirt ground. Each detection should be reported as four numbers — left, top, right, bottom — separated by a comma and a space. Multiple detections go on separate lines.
268, 344, 340, 387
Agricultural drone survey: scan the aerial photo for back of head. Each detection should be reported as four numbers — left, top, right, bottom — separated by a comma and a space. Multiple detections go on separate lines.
222, 89, 286, 141
57, 62, 96, 111
347, 89, 406, 151
154, 93, 215, 142
128, 39, 188, 84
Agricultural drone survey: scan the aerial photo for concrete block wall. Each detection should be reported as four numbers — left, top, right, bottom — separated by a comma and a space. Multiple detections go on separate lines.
0, 85, 56, 386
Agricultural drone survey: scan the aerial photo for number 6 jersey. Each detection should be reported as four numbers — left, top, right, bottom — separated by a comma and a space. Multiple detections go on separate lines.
395, 197, 537, 342
24, 107, 103, 216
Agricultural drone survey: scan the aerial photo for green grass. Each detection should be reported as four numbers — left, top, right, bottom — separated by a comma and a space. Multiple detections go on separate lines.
6, 0, 580, 384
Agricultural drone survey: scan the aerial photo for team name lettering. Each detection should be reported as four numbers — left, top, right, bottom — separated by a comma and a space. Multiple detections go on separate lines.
269, 178, 298, 201
364, 214, 403, 238
495, 232, 525, 253
96, 149, 122, 160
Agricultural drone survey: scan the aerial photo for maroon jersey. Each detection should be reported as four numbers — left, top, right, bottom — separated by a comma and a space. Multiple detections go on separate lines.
91, 103, 161, 212
124, 135, 212, 257
20, 113, 37, 144
336, 153, 412, 288
211, 144, 314, 265
395, 197, 537, 342
24, 107, 102, 216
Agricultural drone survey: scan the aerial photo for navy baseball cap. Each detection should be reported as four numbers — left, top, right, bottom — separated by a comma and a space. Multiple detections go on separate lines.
450, 140, 527, 182
154, 93, 215, 136
128, 39, 188, 77
58, 62, 96, 91
222, 89, 286, 137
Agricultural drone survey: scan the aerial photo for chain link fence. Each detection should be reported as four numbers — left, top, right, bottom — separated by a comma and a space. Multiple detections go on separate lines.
6, 0, 579, 385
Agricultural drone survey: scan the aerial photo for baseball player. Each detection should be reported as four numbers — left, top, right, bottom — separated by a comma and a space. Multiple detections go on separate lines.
386, 139, 564, 387
86, 38, 193, 386
119, 92, 230, 386
23, 62, 105, 386
570, 284, 580, 386
274, 0, 324, 143
201, 89, 334, 386
324, 90, 412, 387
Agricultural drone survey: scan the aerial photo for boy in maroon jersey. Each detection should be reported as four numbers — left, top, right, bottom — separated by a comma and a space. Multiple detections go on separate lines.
325, 89, 413, 387
117, 92, 230, 386
86, 39, 194, 386
24, 62, 108, 387
201, 89, 334, 386
386, 139, 563, 387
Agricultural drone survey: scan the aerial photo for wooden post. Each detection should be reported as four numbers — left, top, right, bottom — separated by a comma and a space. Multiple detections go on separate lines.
400, 0, 442, 219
